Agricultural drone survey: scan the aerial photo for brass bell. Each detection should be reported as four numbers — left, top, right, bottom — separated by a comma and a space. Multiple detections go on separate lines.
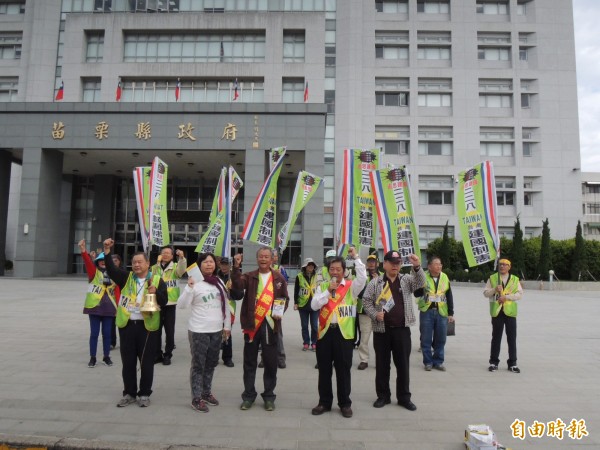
140, 293, 161, 312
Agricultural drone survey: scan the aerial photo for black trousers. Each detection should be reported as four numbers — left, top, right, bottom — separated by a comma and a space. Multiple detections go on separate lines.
242, 320, 278, 402
110, 317, 117, 348
119, 320, 159, 397
373, 326, 411, 403
490, 309, 517, 367
221, 334, 233, 362
157, 304, 176, 358
316, 326, 354, 408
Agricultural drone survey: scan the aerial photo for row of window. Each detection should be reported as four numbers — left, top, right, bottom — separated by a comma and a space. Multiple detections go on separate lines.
375, 92, 533, 108
0, 2, 24, 14
375, 0, 532, 16
62, 0, 336, 13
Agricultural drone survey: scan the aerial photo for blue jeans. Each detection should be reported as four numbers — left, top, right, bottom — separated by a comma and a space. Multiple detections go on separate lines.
88, 314, 113, 358
298, 308, 318, 346
419, 308, 448, 367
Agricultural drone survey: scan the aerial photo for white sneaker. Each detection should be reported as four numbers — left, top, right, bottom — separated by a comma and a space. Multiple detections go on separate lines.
116, 394, 136, 407
138, 395, 151, 407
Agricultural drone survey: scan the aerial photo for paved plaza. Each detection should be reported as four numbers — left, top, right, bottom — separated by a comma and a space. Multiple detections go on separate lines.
0, 278, 598, 450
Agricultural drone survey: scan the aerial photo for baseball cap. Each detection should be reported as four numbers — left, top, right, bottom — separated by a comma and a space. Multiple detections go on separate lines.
383, 250, 402, 263
94, 252, 105, 262
220, 257, 230, 264
325, 250, 337, 258
367, 254, 378, 261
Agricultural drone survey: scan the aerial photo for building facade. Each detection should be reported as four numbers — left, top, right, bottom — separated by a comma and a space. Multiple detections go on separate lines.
0, 0, 583, 277
582, 172, 600, 241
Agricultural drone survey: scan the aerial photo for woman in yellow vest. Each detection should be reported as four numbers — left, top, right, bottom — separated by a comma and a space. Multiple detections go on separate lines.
294, 258, 318, 351
483, 258, 523, 373
78, 239, 118, 368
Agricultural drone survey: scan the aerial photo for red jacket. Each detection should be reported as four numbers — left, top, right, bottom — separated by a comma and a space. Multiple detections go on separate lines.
231, 268, 288, 332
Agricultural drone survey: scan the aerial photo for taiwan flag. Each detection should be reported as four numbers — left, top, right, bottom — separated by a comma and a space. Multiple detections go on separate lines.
175, 78, 181, 102
55, 81, 64, 101
304, 81, 309, 103
115, 79, 122, 102
233, 78, 239, 101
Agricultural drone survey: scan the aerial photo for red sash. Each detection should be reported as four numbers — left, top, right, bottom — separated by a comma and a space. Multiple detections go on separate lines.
318, 280, 352, 335
244, 273, 274, 342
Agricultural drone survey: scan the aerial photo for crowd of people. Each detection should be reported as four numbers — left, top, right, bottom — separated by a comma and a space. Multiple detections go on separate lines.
78, 240, 523, 415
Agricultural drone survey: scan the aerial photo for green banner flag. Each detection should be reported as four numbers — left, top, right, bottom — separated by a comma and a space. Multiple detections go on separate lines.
148, 157, 170, 247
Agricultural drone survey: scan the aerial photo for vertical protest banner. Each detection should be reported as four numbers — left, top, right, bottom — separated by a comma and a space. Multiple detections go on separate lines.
370, 166, 420, 266
456, 161, 499, 267
209, 166, 227, 224
196, 166, 244, 256
241, 147, 286, 247
277, 171, 322, 254
148, 157, 170, 247
133, 166, 151, 252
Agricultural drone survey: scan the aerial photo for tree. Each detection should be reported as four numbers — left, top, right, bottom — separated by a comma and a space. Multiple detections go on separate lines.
571, 220, 586, 281
537, 218, 551, 279
439, 220, 451, 267
512, 215, 525, 279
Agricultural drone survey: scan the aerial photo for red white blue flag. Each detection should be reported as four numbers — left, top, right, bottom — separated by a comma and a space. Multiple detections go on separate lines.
175, 78, 181, 102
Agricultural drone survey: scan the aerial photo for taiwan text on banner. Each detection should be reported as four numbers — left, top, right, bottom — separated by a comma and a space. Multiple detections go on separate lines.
370, 166, 420, 266
277, 171, 322, 253
456, 161, 499, 267
148, 157, 170, 247
241, 147, 286, 247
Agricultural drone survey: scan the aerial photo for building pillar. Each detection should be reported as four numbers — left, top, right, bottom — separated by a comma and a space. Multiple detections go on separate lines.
14, 148, 63, 277
0, 151, 12, 276
91, 174, 116, 253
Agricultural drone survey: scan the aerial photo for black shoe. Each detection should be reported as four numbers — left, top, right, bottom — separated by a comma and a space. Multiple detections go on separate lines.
88, 357, 97, 368
508, 366, 521, 373
398, 400, 417, 411
311, 404, 331, 415
224, 360, 234, 367
102, 356, 113, 367
340, 406, 353, 418
154, 356, 163, 364
488, 364, 498, 372
162, 356, 171, 366
357, 362, 368, 370
373, 397, 391, 408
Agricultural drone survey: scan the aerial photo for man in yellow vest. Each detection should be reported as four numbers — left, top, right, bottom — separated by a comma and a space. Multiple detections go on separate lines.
103, 238, 168, 408
316, 249, 337, 284
362, 250, 424, 411
151, 246, 186, 366
310, 246, 366, 418
483, 258, 523, 373
417, 256, 454, 371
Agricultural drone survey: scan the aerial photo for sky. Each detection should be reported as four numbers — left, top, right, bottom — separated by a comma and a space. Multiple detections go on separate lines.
573, 0, 600, 171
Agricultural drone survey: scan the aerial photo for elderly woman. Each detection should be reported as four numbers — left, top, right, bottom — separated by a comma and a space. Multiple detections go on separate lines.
294, 258, 319, 351
178, 252, 231, 413
78, 239, 120, 368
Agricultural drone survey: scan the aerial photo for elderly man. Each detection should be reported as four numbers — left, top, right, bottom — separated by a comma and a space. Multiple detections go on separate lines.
103, 238, 168, 408
231, 247, 289, 412
151, 246, 186, 366
311, 246, 366, 418
483, 258, 523, 373
362, 250, 425, 411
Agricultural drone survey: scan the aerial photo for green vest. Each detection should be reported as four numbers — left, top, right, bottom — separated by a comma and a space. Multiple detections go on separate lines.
297, 272, 316, 308
84, 269, 117, 310
116, 273, 162, 331
152, 262, 180, 304
418, 272, 450, 317
320, 266, 331, 282
489, 273, 520, 318
318, 281, 356, 340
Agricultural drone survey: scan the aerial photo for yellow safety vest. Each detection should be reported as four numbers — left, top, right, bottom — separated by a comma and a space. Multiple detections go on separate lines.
116, 273, 162, 331
489, 273, 520, 318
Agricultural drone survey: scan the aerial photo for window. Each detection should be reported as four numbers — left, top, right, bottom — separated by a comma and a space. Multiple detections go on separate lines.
119, 78, 264, 103
476, 1, 508, 15
418, 46, 450, 60
419, 226, 454, 247
517, 0, 533, 16
496, 178, 515, 206
82, 78, 102, 102
283, 31, 305, 63
478, 47, 510, 61
0, 77, 18, 102
479, 78, 512, 92
586, 184, 600, 194
522, 142, 533, 157
123, 32, 266, 63
480, 128, 514, 157
86, 31, 104, 62
417, 32, 451, 60
419, 176, 453, 205
417, 1, 449, 14
282, 78, 305, 103
376, 126, 410, 155
0, 2, 24, 14
376, 92, 408, 106
375, 31, 409, 60
498, 227, 515, 239
375, 0, 408, 13
586, 203, 600, 214
418, 126, 453, 155
481, 142, 513, 157
519, 48, 528, 61
419, 141, 452, 156
418, 93, 451, 107
479, 94, 512, 107
0, 33, 22, 60
521, 93, 531, 108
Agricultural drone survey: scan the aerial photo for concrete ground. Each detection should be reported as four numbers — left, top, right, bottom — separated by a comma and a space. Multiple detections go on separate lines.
0, 278, 598, 450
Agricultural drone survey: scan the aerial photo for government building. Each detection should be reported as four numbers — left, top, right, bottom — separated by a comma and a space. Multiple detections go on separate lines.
0, 0, 582, 277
